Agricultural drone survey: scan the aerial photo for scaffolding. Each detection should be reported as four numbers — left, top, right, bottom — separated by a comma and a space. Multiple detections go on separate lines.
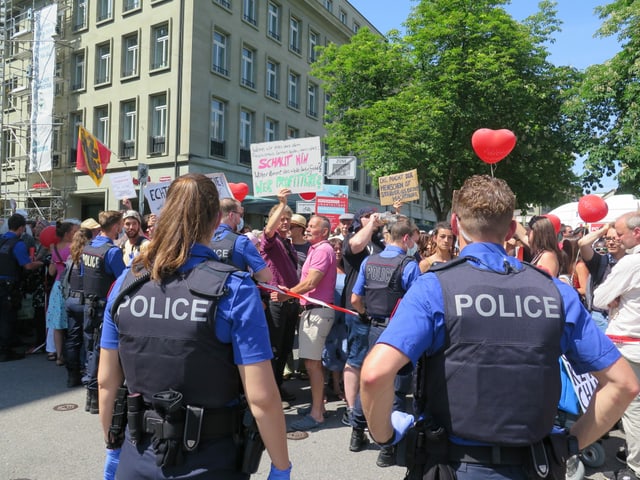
0, 0, 73, 221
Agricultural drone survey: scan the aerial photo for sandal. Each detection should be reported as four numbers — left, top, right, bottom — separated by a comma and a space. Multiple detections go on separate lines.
47, 352, 57, 361
290, 414, 323, 432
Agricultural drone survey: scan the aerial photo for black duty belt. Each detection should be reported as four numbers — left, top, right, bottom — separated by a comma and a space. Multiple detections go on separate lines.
69, 291, 84, 298
143, 407, 239, 441
301, 304, 327, 311
369, 317, 391, 328
448, 443, 529, 465
84, 297, 106, 306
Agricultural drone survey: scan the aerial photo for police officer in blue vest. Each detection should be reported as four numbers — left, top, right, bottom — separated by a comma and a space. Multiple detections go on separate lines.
0, 213, 45, 362
210, 197, 272, 283
98, 174, 291, 480
82, 210, 126, 412
361, 175, 640, 480
350, 216, 421, 466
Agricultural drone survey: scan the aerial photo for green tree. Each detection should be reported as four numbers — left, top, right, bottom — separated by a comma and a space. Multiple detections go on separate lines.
313, 0, 581, 220
565, 0, 640, 194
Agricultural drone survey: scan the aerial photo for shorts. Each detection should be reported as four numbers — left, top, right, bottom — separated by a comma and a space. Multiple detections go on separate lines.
345, 314, 370, 368
298, 307, 334, 361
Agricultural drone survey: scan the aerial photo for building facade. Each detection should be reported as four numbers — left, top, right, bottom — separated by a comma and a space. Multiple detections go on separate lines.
0, 0, 437, 229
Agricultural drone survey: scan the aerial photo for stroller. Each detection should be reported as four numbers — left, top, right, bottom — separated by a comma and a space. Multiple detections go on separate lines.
557, 356, 606, 480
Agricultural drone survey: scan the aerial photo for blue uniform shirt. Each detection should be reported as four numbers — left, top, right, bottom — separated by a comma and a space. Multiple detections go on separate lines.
212, 224, 268, 275
90, 235, 126, 280
379, 242, 621, 375
352, 245, 421, 296
101, 243, 273, 366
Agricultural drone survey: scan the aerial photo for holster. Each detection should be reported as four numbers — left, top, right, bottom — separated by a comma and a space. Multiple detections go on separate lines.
397, 419, 449, 480
107, 386, 128, 449
127, 393, 144, 445
529, 432, 573, 480
150, 390, 185, 469
237, 408, 265, 475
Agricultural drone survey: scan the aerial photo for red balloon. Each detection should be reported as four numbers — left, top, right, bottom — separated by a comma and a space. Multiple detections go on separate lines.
298, 192, 316, 201
229, 182, 249, 202
543, 214, 561, 235
578, 194, 608, 223
471, 128, 517, 164
39, 225, 57, 248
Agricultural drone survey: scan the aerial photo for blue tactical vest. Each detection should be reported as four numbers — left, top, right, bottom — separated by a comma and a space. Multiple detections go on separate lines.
364, 254, 414, 319
112, 261, 243, 408
209, 231, 239, 267
68, 261, 83, 293
82, 243, 118, 298
0, 236, 21, 280
424, 257, 565, 446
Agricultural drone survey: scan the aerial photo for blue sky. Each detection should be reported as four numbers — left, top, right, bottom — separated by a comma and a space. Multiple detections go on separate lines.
348, 0, 622, 191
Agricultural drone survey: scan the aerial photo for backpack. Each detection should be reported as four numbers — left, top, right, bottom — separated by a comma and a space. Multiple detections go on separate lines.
59, 257, 75, 299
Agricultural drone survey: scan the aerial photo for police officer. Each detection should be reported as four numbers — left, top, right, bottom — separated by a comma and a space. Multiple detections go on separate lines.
82, 211, 126, 412
361, 175, 640, 480
210, 197, 272, 283
0, 214, 45, 362
349, 216, 421, 466
98, 173, 291, 480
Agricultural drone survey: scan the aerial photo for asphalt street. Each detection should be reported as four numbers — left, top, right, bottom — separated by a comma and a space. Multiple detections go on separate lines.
0, 352, 630, 480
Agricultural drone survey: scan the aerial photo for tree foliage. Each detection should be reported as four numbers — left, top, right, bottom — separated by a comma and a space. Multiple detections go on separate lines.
313, 0, 582, 220
564, 0, 640, 194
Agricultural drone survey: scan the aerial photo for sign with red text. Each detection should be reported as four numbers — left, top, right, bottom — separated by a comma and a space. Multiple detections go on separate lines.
315, 184, 349, 232
250, 137, 323, 197
378, 169, 420, 206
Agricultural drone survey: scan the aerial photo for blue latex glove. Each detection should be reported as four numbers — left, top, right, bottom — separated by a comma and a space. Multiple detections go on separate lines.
104, 448, 120, 480
267, 462, 292, 480
390, 410, 415, 445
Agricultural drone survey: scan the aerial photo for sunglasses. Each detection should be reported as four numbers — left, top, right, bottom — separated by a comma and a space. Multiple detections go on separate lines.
594, 247, 608, 254
604, 237, 620, 242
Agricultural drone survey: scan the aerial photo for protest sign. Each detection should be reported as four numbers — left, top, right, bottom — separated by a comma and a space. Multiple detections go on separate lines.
315, 184, 349, 231
109, 171, 137, 200
250, 137, 323, 197
205, 172, 233, 199
378, 169, 420, 206
143, 181, 171, 214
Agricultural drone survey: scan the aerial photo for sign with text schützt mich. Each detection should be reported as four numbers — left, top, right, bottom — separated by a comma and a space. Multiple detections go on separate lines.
378, 169, 420, 206
250, 137, 323, 197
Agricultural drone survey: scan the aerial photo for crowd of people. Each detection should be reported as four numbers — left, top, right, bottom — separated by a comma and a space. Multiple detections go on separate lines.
2, 173, 640, 480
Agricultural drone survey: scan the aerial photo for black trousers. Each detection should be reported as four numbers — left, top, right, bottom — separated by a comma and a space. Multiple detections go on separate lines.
65, 296, 85, 373
0, 283, 19, 351
266, 300, 299, 386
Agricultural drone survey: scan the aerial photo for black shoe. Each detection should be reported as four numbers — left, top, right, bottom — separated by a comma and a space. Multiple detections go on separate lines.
617, 468, 639, 480
349, 428, 369, 452
279, 386, 296, 402
67, 371, 82, 388
617, 450, 629, 465
376, 446, 396, 467
0, 349, 25, 362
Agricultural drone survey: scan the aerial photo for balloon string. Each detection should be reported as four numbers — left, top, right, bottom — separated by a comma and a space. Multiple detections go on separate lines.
490, 164, 495, 177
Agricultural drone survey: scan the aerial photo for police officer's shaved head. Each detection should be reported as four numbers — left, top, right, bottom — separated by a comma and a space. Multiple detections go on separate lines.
453, 175, 515, 240
388, 217, 415, 242
98, 210, 123, 231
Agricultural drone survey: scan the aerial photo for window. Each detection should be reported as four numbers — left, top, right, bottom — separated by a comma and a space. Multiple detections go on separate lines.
242, 0, 257, 26
241, 47, 255, 89
352, 21, 360, 33
239, 109, 253, 164
122, 33, 138, 77
266, 60, 279, 99
212, 31, 228, 76
214, 0, 230, 8
339, 9, 347, 24
324, 0, 333, 13
210, 98, 225, 156
151, 23, 169, 70
289, 17, 300, 54
265, 118, 278, 142
288, 72, 299, 109
71, 51, 85, 90
150, 93, 167, 154
69, 111, 83, 160
308, 30, 318, 62
94, 106, 109, 144
121, 100, 136, 157
95, 42, 111, 85
286, 126, 299, 139
97, 0, 113, 22
73, 0, 87, 30
123, 0, 140, 12
267, 2, 280, 41
307, 83, 318, 118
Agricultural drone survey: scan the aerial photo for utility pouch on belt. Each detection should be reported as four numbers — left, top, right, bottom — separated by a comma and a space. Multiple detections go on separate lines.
183, 405, 204, 452
126, 393, 144, 445
150, 390, 185, 469
530, 432, 575, 480
239, 409, 265, 475
107, 387, 128, 449
397, 420, 455, 480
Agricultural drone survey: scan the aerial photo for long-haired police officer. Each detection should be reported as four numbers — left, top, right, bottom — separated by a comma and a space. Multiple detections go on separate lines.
361, 175, 639, 480
98, 173, 290, 480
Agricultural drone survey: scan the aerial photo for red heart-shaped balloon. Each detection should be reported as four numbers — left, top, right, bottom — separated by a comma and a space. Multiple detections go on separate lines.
229, 182, 249, 202
299, 192, 316, 201
578, 194, 608, 223
39, 225, 58, 248
471, 128, 517, 164
543, 214, 561, 235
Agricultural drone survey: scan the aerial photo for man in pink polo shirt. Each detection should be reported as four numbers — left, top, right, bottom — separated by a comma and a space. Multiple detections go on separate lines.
280, 215, 337, 431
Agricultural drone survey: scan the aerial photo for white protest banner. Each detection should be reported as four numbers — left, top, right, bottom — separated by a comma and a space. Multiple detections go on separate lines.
560, 355, 598, 413
250, 136, 323, 197
144, 181, 172, 214
378, 169, 420, 206
109, 171, 137, 200
205, 172, 234, 199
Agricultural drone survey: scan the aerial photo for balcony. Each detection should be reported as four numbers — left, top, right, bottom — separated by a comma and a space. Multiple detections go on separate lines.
150, 136, 165, 154
241, 77, 255, 89
121, 140, 135, 158
210, 140, 225, 157
239, 148, 251, 165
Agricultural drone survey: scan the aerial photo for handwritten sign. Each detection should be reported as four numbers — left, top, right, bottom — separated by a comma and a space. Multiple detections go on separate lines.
378, 169, 420, 206
109, 171, 137, 200
143, 181, 172, 214
250, 137, 323, 197
205, 172, 233, 199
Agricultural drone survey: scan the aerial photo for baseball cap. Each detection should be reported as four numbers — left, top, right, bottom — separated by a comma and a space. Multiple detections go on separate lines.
290, 214, 307, 229
81, 218, 100, 230
123, 210, 142, 223
356, 207, 377, 219
339, 213, 355, 222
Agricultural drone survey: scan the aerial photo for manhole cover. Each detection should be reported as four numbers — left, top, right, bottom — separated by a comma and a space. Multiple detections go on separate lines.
53, 403, 78, 411
286, 431, 309, 440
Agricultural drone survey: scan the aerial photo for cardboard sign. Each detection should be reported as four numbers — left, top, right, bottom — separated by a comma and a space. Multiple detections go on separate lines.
143, 181, 172, 214
250, 137, 323, 197
109, 171, 137, 200
205, 172, 233, 199
378, 169, 420, 206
